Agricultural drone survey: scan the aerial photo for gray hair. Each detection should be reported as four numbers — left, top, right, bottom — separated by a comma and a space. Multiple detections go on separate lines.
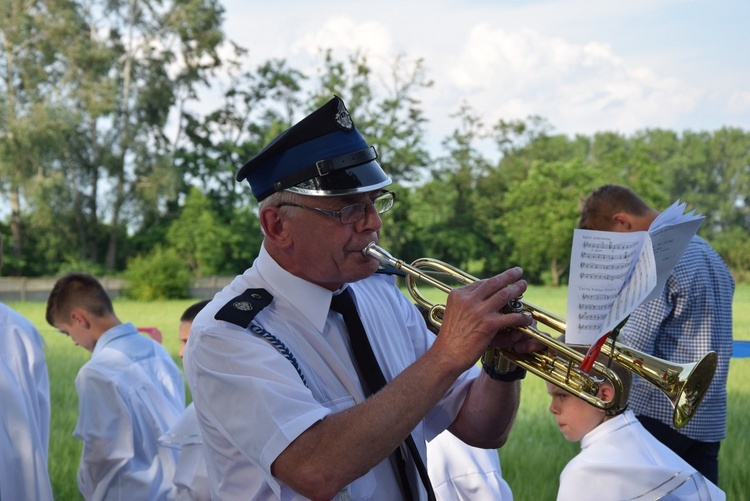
258, 191, 306, 235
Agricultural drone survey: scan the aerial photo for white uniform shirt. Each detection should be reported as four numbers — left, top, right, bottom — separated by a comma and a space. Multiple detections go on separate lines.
427, 431, 513, 501
558, 410, 725, 501
0, 301, 53, 501
74, 322, 185, 501
159, 402, 210, 501
184, 245, 475, 500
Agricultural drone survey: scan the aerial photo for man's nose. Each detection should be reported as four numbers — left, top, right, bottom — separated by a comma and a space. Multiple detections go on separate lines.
356, 202, 382, 230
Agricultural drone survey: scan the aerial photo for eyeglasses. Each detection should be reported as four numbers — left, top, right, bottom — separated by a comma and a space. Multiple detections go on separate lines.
277, 190, 396, 224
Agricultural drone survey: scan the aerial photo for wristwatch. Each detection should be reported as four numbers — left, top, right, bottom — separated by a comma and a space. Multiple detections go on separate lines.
481, 347, 527, 382
482, 362, 527, 382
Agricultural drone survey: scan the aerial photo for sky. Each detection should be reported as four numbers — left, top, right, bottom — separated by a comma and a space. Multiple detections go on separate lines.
216, 0, 749, 155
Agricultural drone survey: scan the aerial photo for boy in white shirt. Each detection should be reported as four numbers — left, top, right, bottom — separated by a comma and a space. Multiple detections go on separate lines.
46, 273, 185, 501
546, 340, 725, 501
159, 300, 211, 501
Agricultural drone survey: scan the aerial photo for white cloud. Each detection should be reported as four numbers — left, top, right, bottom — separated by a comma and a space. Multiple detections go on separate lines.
293, 17, 395, 61
438, 23, 703, 136
727, 90, 750, 115
213, 0, 749, 149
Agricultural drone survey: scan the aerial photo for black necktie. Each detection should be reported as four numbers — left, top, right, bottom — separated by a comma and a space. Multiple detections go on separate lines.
331, 288, 435, 501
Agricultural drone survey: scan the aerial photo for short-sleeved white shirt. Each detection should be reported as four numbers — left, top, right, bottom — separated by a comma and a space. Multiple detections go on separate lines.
184, 245, 475, 500
159, 402, 210, 501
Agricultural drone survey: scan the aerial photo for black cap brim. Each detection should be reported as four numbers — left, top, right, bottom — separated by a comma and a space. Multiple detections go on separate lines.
286, 159, 391, 197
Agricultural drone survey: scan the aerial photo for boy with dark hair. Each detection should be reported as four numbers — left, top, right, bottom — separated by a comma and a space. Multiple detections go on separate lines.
46, 272, 185, 501
578, 184, 734, 484
160, 299, 212, 501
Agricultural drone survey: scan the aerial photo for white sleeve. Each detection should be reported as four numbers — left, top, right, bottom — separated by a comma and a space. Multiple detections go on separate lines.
0, 357, 54, 500
74, 367, 134, 500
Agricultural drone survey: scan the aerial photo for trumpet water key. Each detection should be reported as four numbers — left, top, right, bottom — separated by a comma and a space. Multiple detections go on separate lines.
363, 242, 717, 429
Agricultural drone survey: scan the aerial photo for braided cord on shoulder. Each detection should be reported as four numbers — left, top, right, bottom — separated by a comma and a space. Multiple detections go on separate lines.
249, 324, 307, 387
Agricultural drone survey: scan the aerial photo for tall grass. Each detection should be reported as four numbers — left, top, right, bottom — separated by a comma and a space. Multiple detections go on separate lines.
7, 284, 749, 500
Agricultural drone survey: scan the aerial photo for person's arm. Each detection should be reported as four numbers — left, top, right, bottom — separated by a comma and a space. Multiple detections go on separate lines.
6, 314, 51, 456
74, 369, 135, 501
0, 358, 54, 500
272, 268, 533, 500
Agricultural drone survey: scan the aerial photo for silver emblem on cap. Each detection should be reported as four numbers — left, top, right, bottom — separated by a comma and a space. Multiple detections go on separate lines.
335, 100, 353, 130
233, 301, 253, 312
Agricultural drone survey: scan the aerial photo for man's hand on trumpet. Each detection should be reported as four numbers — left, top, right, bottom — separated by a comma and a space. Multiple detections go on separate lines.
432, 267, 536, 372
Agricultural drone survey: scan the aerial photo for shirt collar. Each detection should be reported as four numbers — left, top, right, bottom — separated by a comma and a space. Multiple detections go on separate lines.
254, 245, 343, 333
581, 409, 635, 450
92, 322, 137, 356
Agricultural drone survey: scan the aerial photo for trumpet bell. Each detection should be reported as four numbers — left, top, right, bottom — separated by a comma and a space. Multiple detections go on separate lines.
675, 352, 718, 428
598, 341, 718, 429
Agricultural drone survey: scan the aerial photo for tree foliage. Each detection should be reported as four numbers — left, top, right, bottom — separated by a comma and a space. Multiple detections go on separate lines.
1, 3, 749, 291
123, 246, 192, 300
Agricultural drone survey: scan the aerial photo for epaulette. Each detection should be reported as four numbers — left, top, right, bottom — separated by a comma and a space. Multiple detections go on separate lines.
375, 264, 406, 277
215, 288, 273, 328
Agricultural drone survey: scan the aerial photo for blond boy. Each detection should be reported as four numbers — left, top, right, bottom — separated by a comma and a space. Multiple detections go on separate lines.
547, 343, 725, 501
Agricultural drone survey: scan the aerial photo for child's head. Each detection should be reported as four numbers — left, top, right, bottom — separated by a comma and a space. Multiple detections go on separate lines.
178, 299, 210, 358
45, 273, 117, 352
546, 336, 633, 442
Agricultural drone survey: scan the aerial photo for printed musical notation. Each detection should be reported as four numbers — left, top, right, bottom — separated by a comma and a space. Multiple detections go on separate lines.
580, 261, 631, 271
566, 200, 705, 346
581, 292, 616, 301
582, 240, 638, 251
579, 271, 629, 281
580, 251, 636, 261
578, 312, 608, 321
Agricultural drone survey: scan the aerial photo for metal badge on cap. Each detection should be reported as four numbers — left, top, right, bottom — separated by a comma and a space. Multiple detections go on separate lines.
335, 99, 353, 130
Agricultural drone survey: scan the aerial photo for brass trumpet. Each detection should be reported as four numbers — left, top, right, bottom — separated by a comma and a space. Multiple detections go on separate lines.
363, 243, 717, 429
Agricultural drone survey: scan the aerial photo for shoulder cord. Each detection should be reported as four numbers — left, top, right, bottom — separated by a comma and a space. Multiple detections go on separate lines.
249, 323, 308, 387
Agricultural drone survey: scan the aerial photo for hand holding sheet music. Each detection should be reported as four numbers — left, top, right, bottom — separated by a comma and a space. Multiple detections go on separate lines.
566, 201, 705, 346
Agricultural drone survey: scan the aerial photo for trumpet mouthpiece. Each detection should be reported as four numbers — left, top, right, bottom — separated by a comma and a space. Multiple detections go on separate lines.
362, 242, 398, 267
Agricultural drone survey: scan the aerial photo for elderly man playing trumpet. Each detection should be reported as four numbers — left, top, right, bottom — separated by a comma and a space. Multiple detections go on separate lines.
183, 96, 538, 500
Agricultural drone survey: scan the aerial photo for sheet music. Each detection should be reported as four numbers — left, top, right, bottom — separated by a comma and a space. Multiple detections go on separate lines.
645, 202, 705, 303
565, 200, 705, 345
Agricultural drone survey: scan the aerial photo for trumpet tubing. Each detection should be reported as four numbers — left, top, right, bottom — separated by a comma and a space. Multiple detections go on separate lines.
363, 242, 717, 429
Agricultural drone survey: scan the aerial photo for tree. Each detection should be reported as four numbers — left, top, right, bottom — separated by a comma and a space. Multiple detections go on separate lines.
413, 104, 497, 276
176, 58, 305, 220
309, 49, 433, 184
124, 246, 193, 299
501, 159, 599, 285
0, 0, 81, 274
166, 188, 230, 276
674, 128, 750, 239
56, 0, 227, 270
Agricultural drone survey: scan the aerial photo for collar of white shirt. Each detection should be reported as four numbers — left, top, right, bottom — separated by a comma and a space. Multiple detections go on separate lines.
254, 244, 346, 334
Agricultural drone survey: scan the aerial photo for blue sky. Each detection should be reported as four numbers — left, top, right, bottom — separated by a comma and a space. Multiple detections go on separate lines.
215, 0, 749, 154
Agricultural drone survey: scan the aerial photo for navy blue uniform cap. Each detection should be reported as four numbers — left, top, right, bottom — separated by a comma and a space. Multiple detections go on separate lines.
236, 96, 392, 201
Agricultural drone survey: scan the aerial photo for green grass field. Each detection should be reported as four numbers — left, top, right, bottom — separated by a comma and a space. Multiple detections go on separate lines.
7, 283, 750, 500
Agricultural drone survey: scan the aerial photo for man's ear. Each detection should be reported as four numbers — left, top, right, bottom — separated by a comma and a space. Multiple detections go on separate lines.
611, 212, 633, 231
70, 309, 91, 329
259, 206, 292, 248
